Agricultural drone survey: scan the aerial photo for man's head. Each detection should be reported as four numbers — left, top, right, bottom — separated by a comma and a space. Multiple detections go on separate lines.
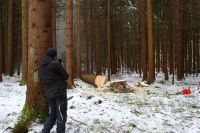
46, 48, 57, 58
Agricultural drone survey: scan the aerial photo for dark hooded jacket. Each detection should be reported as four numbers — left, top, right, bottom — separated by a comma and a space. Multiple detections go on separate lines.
39, 55, 69, 99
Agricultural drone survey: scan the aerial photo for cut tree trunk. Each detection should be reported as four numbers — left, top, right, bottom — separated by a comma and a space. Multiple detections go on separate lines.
81, 74, 96, 85
81, 74, 108, 87
95, 75, 108, 87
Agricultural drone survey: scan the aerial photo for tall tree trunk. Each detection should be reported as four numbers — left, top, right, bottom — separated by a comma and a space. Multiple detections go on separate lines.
147, 0, 154, 83
0, 0, 2, 81
27, 0, 52, 111
2, 0, 8, 74
76, 0, 81, 77
175, 0, 184, 80
13, 0, 21, 76
163, 0, 169, 80
85, 14, 89, 73
139, 0, 147, 81
7, 0, 14, 76
66, 0, 73, 88
107, 0, 111, 80
21, 0, 28, 84
95, 2, 101, 75
52, 0, 56, 48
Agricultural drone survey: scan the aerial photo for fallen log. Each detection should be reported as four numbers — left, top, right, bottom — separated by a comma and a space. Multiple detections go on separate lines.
95, 75, 108, 87
81, 74, 108, 87
81, 74, 96, 85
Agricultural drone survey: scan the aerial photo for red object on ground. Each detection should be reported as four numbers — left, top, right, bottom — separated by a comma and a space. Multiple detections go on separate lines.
182, 88, 191, 95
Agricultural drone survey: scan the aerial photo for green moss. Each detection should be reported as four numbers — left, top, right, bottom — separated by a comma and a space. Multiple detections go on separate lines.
12, 104, 46, 133
20, 80, 27, 86
147, 79, 155, 84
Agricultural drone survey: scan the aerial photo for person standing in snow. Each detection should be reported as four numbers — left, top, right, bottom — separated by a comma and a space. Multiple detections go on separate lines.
39, 48, 69, 133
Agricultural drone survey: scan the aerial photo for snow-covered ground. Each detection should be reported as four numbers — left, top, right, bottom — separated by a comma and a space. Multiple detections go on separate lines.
0, 76, 26, 133
0, 73, 200, 133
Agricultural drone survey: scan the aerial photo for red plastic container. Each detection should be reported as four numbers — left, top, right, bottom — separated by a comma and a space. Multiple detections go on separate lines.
182, 88, 191, 95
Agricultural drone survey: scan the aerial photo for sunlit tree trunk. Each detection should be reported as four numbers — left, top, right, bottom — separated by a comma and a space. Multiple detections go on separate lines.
66, 0, 73, 88
27, 0, 52, 111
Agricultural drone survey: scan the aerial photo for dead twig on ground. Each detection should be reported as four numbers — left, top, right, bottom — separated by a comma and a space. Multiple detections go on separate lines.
69, 116, 87, 126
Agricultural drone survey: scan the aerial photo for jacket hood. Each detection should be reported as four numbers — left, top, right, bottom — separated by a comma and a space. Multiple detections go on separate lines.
40, 54, 54, 67
47, 48, 57, 58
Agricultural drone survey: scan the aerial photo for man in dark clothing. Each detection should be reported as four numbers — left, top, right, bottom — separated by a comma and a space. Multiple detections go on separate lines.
39, 48, 69, 133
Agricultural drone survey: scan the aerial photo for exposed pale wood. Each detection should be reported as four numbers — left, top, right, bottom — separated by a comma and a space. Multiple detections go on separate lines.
81, 74, 108, 87
110, 80, 127, 92
137, 81, 149, 87
95, 75, 108, 87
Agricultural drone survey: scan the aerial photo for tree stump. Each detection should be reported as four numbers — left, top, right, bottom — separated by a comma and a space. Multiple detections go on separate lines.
110, 80, 129, 92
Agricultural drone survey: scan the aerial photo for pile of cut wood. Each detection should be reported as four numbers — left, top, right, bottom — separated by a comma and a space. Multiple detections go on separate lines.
81, 74, 135, 93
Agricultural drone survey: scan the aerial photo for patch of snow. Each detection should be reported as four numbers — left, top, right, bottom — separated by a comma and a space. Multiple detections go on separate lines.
0, 75, 26, 133
1, 73, 200, 133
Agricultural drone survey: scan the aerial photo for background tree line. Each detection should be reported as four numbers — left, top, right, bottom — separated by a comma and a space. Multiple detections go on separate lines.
0, 0, 199, 84
0, 0, 199, 131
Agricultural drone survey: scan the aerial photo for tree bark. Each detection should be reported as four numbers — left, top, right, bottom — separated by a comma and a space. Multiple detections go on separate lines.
95, 2, 101, 75
107, 0, 111, 80
175, 0, 184, 80
7, 0, 14, 76
66, 0, 73, 88
81, 74, 96, 85
0, 0, 2, 81
76, 0, 81, 77
147, 0, 154, 83
27, 0, 52, 111
139, 0, 147, 81
81, 74, 107, 87
52, 0, 56, 48
21, 0, 28, 83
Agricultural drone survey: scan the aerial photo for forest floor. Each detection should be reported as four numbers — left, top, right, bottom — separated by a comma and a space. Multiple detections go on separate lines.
0, 73, 200, 133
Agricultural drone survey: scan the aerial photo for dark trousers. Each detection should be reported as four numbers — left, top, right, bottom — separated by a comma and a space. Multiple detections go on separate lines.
42, 94, 67, 133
